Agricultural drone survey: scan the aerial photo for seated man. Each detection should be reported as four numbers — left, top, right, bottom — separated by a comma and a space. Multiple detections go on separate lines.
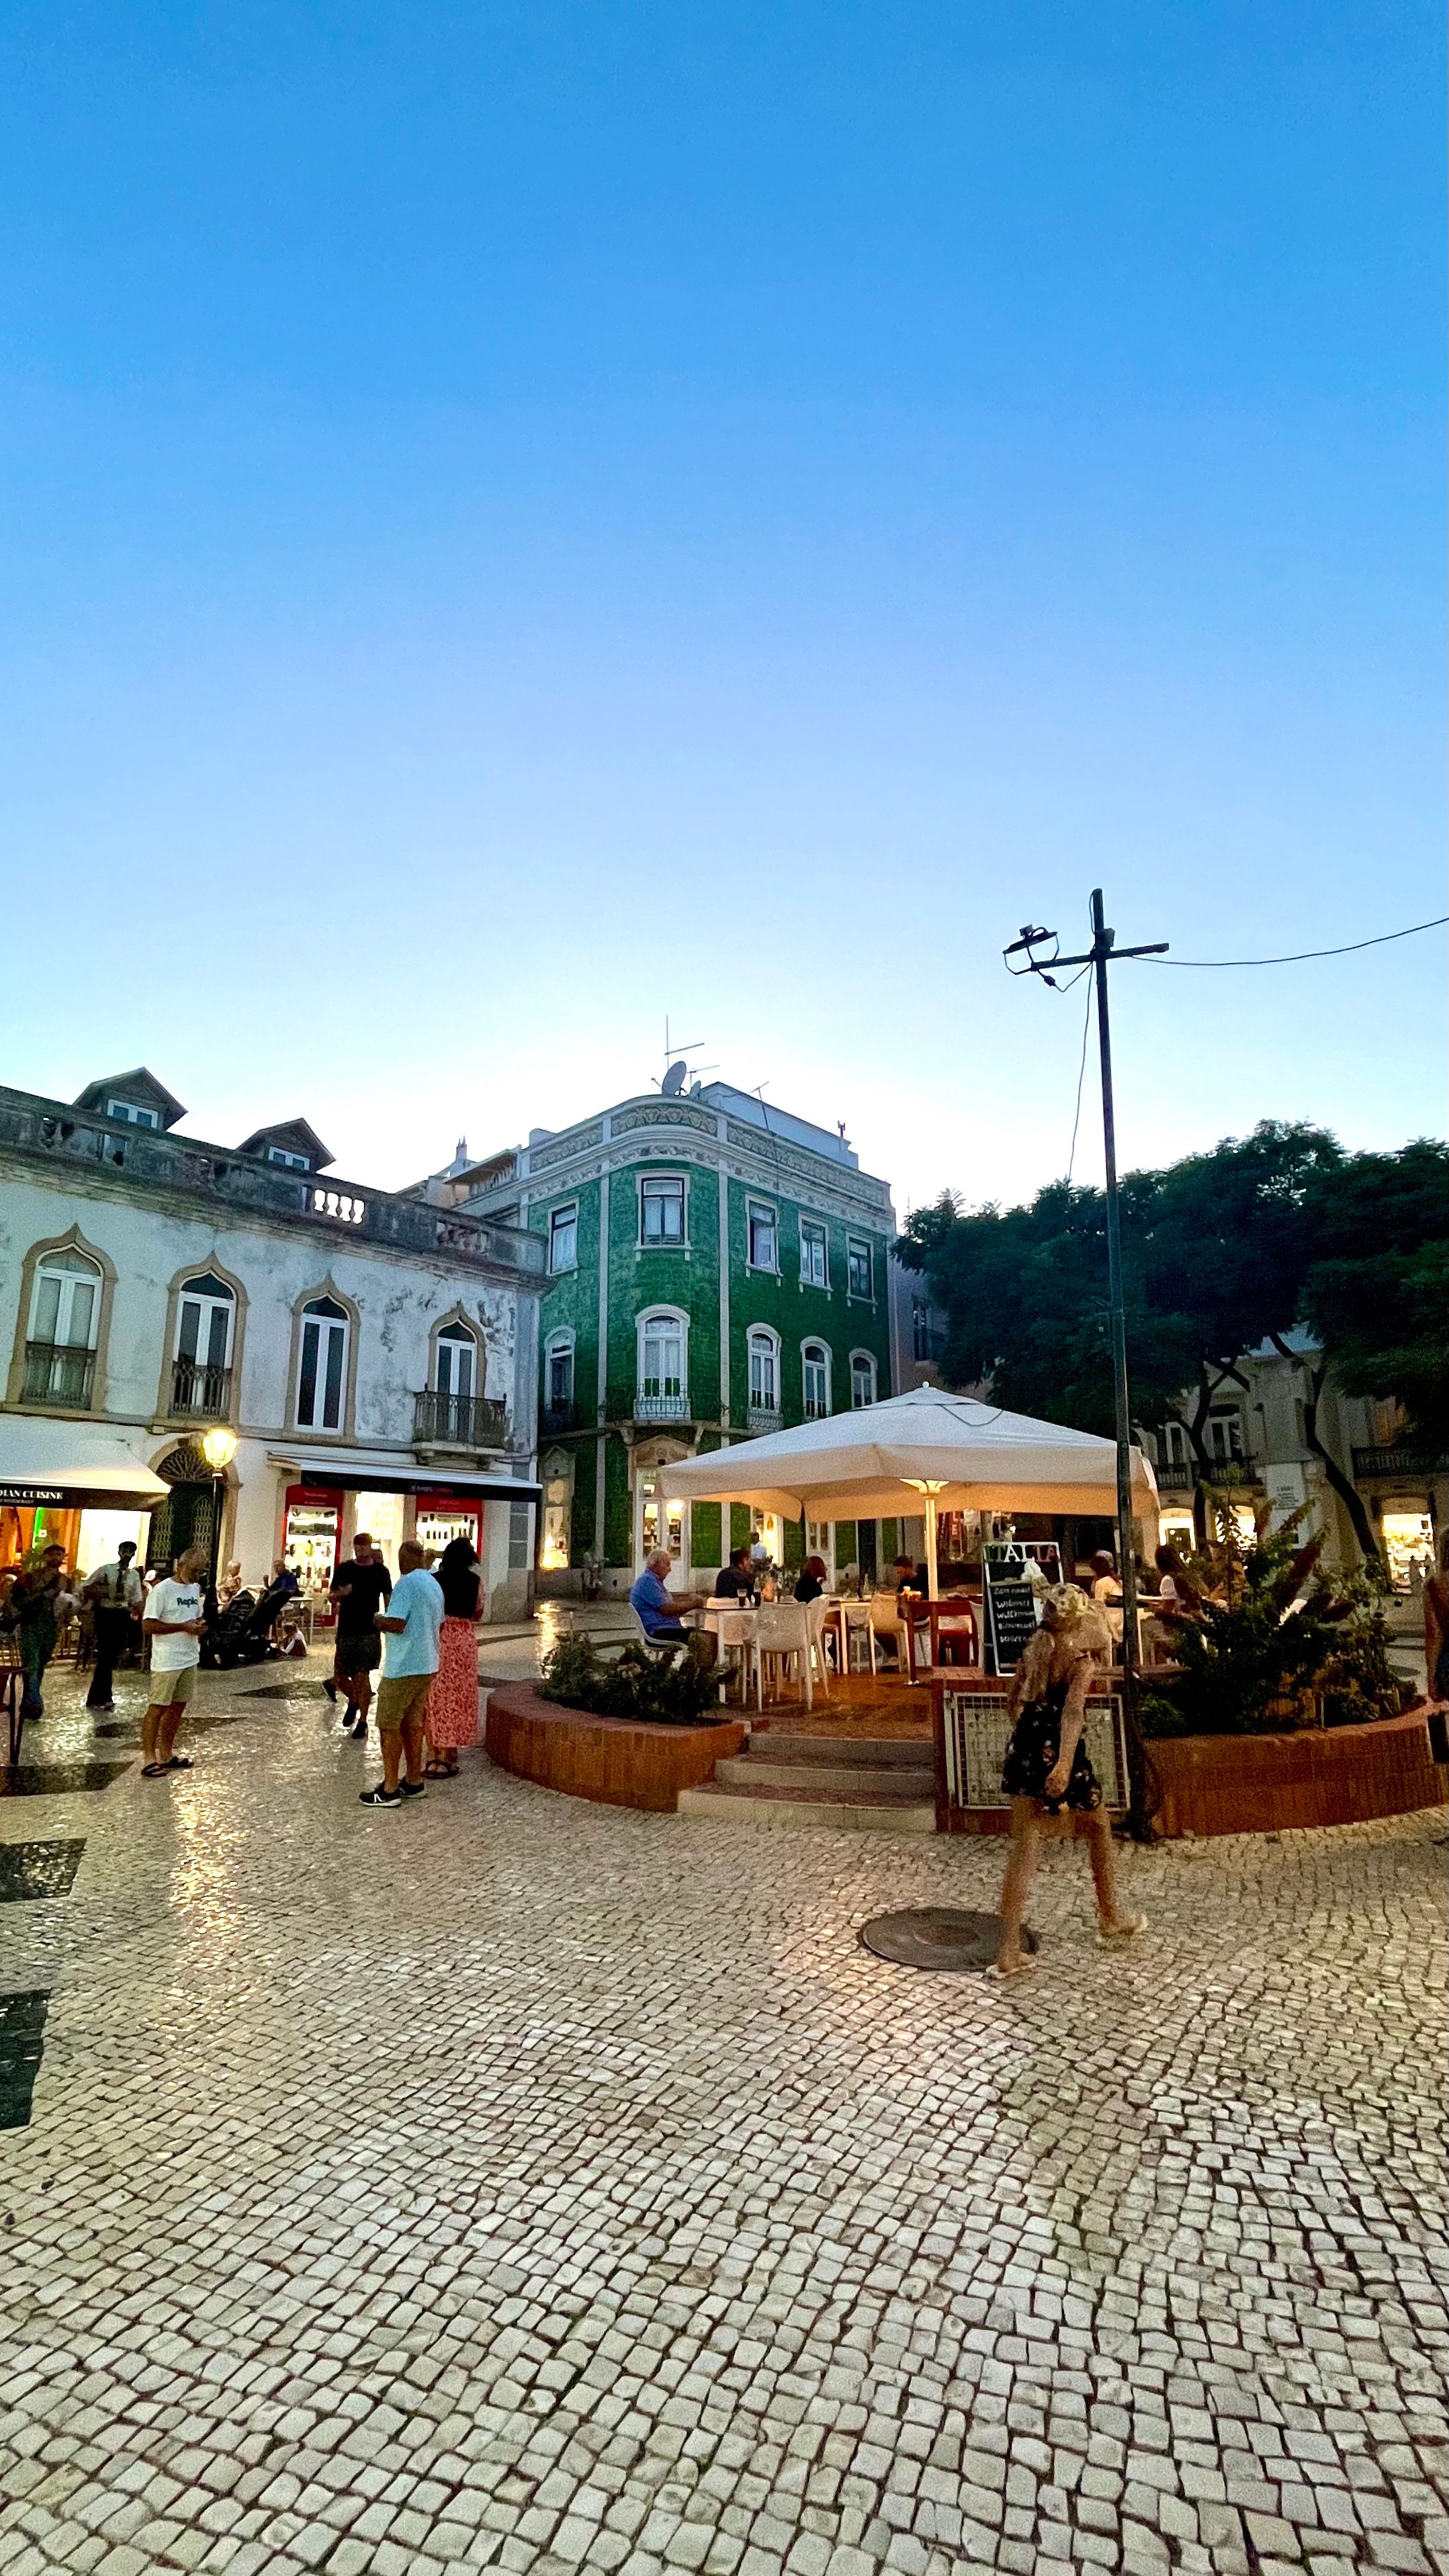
630, 1549, 707, 1654
713, 1545, 756, 1602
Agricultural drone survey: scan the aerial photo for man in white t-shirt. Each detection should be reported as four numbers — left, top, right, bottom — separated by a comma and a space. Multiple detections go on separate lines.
140, 1545, 209, 1779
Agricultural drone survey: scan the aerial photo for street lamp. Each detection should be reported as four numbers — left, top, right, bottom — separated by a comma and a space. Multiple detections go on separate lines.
199, 1427, 238, 1594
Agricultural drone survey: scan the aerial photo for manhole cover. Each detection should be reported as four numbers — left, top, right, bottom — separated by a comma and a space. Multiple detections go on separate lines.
858, 1907, 1039, 1972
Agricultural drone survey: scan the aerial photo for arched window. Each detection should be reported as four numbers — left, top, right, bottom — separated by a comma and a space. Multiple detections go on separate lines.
801, 1340, 831, 1420
637, 1310, 688, 1420
296, 1295, 349, 1431
26, 1246, 102, 1404
171, 1272, 236, 1418
545, 1330, 576, 1418
176, 1274, 234, 1371
850, 1350, 877, 1410
435, 1322, 477, 1404
746, 1326, 780, 1422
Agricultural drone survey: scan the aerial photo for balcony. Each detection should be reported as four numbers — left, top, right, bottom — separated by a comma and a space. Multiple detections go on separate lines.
22, 1342, 96, 1408
412, 1389, 511, 1451
746, 1403, 783, 1436
541, 1401, 579, 1436
1154, 1460, 1194, 1494
634, 1389, 691, 1424
1198, 1454, 1263, 1487
1353, 1445, 1449, 1480
169, 1358, 234, 1422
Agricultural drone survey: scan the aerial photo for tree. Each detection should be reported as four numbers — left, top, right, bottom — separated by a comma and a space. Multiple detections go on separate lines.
895, 1121, 1444, 1574
1301, 1140, 1449, 1454
897, 1122, 1342, 1470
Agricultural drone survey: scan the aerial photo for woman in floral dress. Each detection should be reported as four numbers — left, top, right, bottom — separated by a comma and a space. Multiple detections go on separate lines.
425, 1535, 483, 1777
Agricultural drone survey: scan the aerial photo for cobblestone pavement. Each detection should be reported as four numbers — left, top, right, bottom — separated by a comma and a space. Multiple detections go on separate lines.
1, 1654, 1445, 2576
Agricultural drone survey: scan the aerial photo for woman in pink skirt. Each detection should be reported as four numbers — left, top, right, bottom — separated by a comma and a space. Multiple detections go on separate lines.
425, 1535, 484, 1778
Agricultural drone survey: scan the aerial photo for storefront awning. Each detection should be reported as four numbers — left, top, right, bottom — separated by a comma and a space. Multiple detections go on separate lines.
267, 1449, 541, 1502
0, 1419, 169, 1512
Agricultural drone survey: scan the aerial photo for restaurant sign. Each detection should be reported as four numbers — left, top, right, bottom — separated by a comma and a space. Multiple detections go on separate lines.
0, 1484, 67, 1506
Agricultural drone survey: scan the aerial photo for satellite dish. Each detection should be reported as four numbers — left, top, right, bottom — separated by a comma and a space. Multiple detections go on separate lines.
661, 1060, 687, 1096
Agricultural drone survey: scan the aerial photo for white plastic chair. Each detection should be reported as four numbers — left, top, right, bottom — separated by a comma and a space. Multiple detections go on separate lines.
841, 1599, 877, 1675
868, 1594, 905, 1670
804, 1596, 832, 1700
755, 1600, 812, 1709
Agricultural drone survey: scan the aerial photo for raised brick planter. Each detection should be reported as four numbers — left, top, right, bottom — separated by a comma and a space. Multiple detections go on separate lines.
1147, 1703, 1447, 1838
484, 1680, 747, 1813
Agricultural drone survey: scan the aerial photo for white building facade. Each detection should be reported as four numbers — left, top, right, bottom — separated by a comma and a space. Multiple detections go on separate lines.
0, 1070, 543, 1620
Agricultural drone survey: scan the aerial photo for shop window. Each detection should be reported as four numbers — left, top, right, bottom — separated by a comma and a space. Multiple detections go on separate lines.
747, 1202, 777, 1271
640, 1176, 685, 1244
802, 1341, 830, 1420
548, 1205, 578, 1273
296, 1295, 349, 1431
847, 1238, 872, 1299
799, 1218, 828, 1287
850, 1351, 876, 1410
25, 1246, 102, 1404
747, 1327, 779, 1413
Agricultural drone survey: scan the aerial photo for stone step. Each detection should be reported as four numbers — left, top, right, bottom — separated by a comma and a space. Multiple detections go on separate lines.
715, 1754, 934, 1797
744, 1731, 930, 1768
677, 1781, 936, 1836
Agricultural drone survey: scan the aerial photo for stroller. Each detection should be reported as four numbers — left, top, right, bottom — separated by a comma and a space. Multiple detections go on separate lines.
214, 1576, 297, 1668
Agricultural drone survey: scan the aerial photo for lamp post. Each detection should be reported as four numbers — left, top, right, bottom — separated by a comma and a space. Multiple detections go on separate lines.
200, 1426, 239, 1596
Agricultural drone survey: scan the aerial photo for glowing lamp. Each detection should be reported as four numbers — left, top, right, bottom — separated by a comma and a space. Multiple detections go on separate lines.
200, 1426, 239, 1473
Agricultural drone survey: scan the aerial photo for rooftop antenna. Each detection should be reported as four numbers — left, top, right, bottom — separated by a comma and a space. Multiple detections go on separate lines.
655, 1015, 713, 1094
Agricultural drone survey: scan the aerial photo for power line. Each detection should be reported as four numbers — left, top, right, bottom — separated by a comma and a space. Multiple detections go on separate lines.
1139, 914, 1446, 970
1065, 972, 1094, 1185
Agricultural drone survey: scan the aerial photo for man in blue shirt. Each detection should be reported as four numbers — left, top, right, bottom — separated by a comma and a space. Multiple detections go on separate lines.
629, 1549, 699, 1648
360, 1539, 443, 1808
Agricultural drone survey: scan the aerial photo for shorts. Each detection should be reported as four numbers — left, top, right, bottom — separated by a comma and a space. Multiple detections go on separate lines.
375, 1672, 434, 1729
147, 1665, 197, 1708
334, 1632, 382, 1677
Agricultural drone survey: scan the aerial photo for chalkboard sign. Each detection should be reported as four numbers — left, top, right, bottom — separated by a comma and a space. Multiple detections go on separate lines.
983, 1568, 1041, 1674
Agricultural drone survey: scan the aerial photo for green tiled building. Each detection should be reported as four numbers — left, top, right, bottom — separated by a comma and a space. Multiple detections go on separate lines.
455, 1080, 898, 1596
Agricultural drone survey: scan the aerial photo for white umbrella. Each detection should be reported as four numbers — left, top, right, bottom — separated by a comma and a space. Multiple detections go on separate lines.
663, 1384, 1159, 1598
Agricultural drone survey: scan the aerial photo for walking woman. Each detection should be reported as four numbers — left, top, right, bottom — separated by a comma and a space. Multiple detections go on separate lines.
994, 1583, 1145, 1979
425, 1535, 484, 1778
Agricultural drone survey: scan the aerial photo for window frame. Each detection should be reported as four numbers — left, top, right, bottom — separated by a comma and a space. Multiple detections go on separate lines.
547, 1203, 579, 1275
849, 1348, 877, 1410
544, 1328, 576, 1414
801, 1338, 832, 1420
636, 1305, 690, 1410
290, 1287, 356, 1436
105, 1098, 160, 1129
746, 1324, 781, 1415
434, 1320, 478, 1404
639, 1172, 687, 1248
846, 1236, 873, 1301
746, 1199, 779, 1275
798, 1216, 829, 1289
174, 1273, 236, 1373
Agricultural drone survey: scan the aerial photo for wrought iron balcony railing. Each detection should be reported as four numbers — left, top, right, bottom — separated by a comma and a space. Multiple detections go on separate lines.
169, 1358, 234, 1420
1352, 1445, 1449, 1479
412, 1389, 511, 1450
746, 1404, 783, 1436
1153, 1460, 1194, 1493
1198, 1453, 1262, 1485
634, 1389, 691, 1424
23, 1342, 96, 1407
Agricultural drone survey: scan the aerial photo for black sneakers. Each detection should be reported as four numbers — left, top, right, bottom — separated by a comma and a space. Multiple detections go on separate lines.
398, 1779, 426, 1799
358, 1784, 402, 1808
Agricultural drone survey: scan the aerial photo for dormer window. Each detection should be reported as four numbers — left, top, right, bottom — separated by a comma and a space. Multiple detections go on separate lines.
107, 1099, 159, 1129
269, 1146, 311, 1170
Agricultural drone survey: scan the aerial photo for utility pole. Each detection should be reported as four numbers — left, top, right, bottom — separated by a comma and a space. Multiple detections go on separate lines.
1004, 890, 1167, 1835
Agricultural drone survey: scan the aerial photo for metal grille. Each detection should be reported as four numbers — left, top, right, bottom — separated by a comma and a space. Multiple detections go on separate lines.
939, 1686, 1129, 1815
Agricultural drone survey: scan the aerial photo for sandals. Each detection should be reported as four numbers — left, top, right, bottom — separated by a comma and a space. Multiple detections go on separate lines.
165, 1756, 192, 1771
1098, 1912, 1147, 1944
988, 1955, 1039, 1982
140, 1762, 170, 1778
424, 1761, 459, 1780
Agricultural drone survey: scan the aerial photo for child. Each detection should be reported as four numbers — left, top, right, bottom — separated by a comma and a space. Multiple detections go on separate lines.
994, 1583, 1145, 1979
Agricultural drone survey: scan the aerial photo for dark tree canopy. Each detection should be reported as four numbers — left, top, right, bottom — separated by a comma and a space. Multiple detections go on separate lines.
897, 1123, 1448, 1563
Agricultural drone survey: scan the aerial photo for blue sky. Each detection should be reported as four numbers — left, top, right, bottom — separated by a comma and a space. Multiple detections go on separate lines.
2, 1, 1442, 1218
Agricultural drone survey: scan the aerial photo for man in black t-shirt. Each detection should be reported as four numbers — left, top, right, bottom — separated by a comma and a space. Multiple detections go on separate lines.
326, 1533, 393, 1739
713, 1546, 756, 1602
